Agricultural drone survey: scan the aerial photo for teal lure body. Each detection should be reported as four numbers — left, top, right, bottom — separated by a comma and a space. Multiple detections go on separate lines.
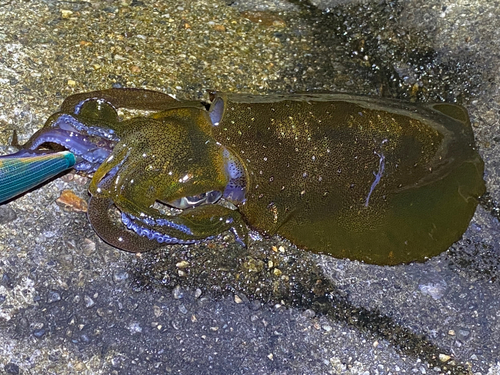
0, 151, 75, 203
0, 89, 485, 265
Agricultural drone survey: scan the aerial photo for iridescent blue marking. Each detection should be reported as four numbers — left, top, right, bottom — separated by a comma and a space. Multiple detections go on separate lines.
121, 212, 197, 244
73, 98, 93, 115
51, 113, 117, 141
209, 97, 224, 126
222, 148, 247, 204
24, 124, 114, 173
364, 151, 386, 207
29, 128, 111, 160
134, 214, 193, 235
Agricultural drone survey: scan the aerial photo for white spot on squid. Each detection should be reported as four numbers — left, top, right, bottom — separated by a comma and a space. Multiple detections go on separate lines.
179, 174, 190, 183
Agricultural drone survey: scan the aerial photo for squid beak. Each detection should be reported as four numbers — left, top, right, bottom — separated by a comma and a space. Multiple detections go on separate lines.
0, 151, 76, 204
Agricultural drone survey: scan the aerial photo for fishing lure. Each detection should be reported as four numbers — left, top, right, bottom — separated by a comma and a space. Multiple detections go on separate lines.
0, 151, 75, 203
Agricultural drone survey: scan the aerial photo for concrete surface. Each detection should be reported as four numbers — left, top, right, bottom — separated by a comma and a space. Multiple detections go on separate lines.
0, 0, 499, 374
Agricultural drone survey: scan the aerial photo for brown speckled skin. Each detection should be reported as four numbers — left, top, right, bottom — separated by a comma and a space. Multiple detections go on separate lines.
24, 89, 486, 265
83, 91, 248, 251
211, 93, 484, 264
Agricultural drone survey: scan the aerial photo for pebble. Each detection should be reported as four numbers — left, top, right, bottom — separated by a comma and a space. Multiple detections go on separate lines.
322, 325, 332, 332
79, 334, 90, 344
47, 290, 61, 303
0, 205, 17, 224
2, 273, 13, 289
4, 362, 20, 375
234, 293, 249, 304
438, 353, 451, 362
113, 269, 129, 284
84, 295, 95, 308
249, 300, 261, 311
153, 305, 162, 318
176, 260, 190, 268
56, 190, 88, 212
172, 285, 183, 299
81, 239, 96, 256
458, 329, 470, 339
302, 309, 316, 318
418, 281, 447, 300
33, 328, 46, 338
212, 24, 226, 32
128, 322, 142, 334
60, 9, 73, 18
178, 304, 188, 314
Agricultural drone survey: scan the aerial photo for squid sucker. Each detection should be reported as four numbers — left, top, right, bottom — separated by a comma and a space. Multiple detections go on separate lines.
0, 89, 485, 265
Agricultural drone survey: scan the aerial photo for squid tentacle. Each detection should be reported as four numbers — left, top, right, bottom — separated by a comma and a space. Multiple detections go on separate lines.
121, 213, 200, 244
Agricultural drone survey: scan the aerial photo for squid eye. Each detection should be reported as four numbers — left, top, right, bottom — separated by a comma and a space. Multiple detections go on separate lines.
167, 190, 222, 209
